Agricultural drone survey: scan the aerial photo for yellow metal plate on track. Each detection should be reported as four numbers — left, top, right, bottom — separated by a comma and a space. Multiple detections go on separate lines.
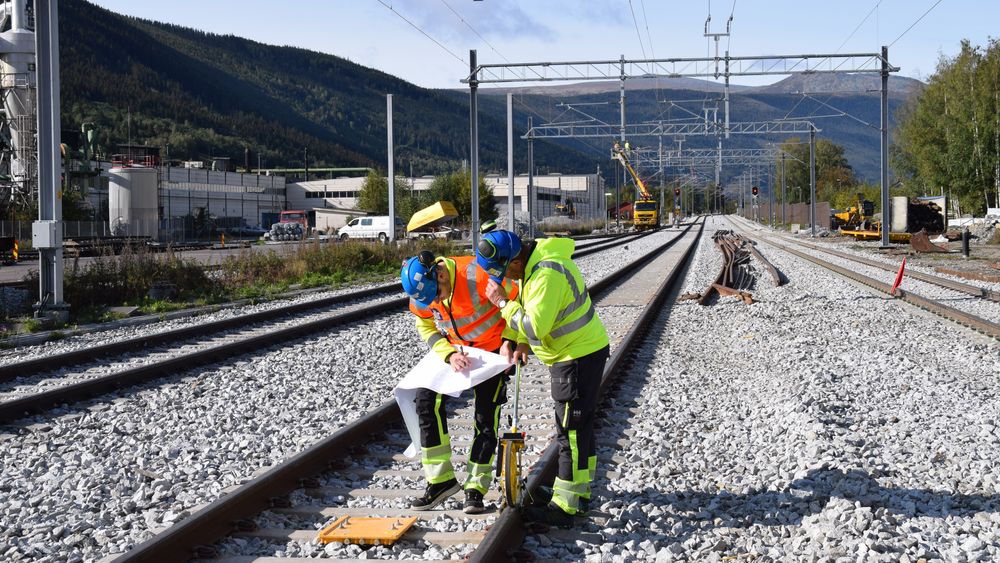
316, 516, 418, 545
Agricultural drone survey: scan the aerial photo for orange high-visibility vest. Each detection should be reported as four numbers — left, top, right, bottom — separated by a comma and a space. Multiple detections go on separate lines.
410, 255, 517, 351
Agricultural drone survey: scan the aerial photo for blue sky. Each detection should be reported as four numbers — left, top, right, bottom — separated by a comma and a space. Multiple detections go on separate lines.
88, 0, 993, 89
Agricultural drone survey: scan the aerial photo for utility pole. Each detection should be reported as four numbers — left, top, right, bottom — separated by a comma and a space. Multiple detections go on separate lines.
809, 126, 817, 237
879, 45, 891, 248
506, 93, 514, 230
527, 116, 534, 239
469, 50, 481, 249
781, 152, 786, 228
34, 0, 68, 322
386, 94, 395, 242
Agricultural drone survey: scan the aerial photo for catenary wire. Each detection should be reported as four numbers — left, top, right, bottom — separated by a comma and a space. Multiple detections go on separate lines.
439, 0, 511, 64
376, 0, 466, 66
889, 0, 945, 47
628, 0, 649, 59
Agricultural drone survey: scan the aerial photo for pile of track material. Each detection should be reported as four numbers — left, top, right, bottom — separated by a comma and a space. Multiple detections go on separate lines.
681, 230, 786, 305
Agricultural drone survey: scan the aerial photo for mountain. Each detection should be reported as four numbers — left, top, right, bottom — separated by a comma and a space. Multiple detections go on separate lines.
59, 0, 922, 183
59, 0, 595, 176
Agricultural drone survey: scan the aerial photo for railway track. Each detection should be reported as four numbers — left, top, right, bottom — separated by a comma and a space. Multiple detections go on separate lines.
728, 218, 1000, 341
0, 231, 656, 424
112, 221, 703, 562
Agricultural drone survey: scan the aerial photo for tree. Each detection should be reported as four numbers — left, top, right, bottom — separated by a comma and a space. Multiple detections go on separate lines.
777, 138, 857, 205
357, 169, 415, 219
894, 39, 1000, 215
424, 170, 497, 228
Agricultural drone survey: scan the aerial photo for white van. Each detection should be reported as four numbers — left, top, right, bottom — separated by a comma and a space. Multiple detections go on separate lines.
337, 216, 405, 242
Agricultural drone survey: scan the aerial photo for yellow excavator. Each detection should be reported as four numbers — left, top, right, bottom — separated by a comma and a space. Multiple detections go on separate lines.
831, 193, 876, 231
611, 144, 659, 230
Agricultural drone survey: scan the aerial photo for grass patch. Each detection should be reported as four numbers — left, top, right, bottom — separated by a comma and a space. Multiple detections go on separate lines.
10, 239, 458, 334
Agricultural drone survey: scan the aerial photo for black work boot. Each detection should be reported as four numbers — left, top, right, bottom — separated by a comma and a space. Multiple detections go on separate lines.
521, 502, 574, 528
410, 478, 460, 511
463, 488, 485, 514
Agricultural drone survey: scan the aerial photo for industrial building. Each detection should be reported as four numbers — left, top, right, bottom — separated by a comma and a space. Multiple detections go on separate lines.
0, 165, 607, 243
287, 172, 606, 232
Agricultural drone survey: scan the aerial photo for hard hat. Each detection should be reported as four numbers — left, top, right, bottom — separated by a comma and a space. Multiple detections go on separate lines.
476, 229, 521, 282
401, 250, 439, 308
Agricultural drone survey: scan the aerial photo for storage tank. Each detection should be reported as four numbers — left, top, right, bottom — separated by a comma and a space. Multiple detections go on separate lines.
0, 0, 37, 194
890, 196, 909, 233
109, 166, 159, 238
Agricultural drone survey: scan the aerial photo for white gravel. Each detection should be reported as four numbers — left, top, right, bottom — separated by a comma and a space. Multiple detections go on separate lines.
525, 215, 1000, 562
0, 232, 675, 562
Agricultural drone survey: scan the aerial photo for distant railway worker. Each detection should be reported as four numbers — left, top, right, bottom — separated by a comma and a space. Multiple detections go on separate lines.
400, 249, 519, 514
475, 226, 610, 527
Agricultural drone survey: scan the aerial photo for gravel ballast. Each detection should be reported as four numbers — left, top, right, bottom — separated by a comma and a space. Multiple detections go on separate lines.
0, 231, 679, 562
525, 216, 1000, 562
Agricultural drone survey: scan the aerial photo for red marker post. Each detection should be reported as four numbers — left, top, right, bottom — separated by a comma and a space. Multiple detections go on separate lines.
890, 257, 906, 296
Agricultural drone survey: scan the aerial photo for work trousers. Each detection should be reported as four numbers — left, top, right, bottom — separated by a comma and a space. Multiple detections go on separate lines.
549, 345, 610, 515
415, 365, 511, 493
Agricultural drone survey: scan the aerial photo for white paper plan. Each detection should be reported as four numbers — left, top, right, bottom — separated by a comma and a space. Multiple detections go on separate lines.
394, 347, 512, 457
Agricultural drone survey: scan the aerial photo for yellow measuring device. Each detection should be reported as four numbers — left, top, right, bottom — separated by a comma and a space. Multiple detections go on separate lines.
316, 516, 417, 545
497, 363, 527, 507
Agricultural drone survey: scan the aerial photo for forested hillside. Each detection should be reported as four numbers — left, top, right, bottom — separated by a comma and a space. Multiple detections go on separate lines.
58, 0, 595, 175
58, 0, 917, 182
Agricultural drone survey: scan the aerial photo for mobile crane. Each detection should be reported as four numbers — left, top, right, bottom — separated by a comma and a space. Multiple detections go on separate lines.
611, 143, 659, 230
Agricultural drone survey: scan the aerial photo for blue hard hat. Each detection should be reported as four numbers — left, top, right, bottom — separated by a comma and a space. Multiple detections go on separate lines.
401, 250, 439, 308
476, 229, 522, 282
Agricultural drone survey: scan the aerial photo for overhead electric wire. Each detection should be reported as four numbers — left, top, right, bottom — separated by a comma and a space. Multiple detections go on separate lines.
835, 0, 882, 54
439, 0, 511, 63
627, 0, 649, 59
889, 0, 944, 47
725, 0, 736, 52
376, 0, 465, 66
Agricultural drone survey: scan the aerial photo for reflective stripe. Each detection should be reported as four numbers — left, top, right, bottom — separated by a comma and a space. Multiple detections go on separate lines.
526, 260, 592, 345
459, 308, 504, 340
549, 303, 596, 340
552, 477, 587, 514
553, 477, 589, 496
463, 461, 494, 493
427, 332, 445, 348
422, 440, 455, 484
520, 313, 540, 345
423, 442, 451, 460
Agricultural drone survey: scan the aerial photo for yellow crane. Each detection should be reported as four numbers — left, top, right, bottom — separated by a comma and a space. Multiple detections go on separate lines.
611, 143, 659, 230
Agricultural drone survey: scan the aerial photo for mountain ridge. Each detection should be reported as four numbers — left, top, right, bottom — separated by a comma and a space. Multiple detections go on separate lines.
59, 0, 916, 183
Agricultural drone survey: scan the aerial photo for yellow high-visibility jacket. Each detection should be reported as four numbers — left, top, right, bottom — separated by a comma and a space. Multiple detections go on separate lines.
499, 238, 608, 365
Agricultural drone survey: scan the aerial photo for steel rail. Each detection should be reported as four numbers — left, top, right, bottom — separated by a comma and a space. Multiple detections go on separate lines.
775, 235, 1000, 302
114, 223, 699, 562
470, 221, 705, 562
0, 282, 403, 383
2, 234, 628, 384
0, 233, 661, 424
757, 235, 1000, 341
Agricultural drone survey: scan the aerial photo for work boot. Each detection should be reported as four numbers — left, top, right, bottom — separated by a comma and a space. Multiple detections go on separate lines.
463, 489, 485, 514
410, 478, 460, 511
529, 486, 553, 507
521, 502, 574, 529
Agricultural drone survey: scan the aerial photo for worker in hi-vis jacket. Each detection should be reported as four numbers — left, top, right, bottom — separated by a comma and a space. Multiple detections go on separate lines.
475, 225, 610, 528
400, 249, 519, 514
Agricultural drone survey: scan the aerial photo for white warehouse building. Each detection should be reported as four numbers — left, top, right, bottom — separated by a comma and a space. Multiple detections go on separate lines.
286, 172, 606, 232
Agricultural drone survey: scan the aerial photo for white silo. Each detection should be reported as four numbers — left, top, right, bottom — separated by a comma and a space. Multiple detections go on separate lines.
109, 166, 159, 238
0, 0, 37, 199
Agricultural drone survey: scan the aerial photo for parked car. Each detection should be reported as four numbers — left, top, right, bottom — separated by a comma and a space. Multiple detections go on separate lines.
227, 225, 267, 237
336, 216, 404, 242
407, 225, 464, 240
